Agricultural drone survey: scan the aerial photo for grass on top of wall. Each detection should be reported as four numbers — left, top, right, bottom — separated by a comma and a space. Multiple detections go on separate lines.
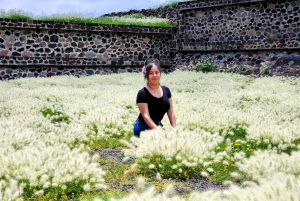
153, 0, 193, 8
0, 10, 174, 27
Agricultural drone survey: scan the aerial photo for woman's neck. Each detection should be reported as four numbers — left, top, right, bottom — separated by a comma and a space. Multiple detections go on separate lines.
147, 83, 159, 90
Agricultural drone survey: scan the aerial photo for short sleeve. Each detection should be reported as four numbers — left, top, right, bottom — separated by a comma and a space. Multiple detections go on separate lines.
136, 88, 148, 103
163, 86, 172, 98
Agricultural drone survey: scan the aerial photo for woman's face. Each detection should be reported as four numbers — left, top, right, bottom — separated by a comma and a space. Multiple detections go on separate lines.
147, 65, 161, 85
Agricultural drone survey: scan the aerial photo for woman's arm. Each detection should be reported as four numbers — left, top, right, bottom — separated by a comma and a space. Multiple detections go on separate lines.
137, 103, 158, 129
167, 97, 176, 127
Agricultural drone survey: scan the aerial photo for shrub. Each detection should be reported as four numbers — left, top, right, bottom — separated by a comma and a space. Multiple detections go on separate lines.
193, 60, 217, 73
225, 68, 234, 73
237, 66, 246, 72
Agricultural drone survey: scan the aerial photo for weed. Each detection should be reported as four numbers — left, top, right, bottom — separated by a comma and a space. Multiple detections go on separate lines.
261, 62, 271, 74
237, 66, 246, 72
225, 68, 234, 73
40, 107, 70, 124
193, 60, 217, 73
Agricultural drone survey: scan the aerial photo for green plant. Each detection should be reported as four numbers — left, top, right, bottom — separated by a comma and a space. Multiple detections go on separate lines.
237, 66, 246, 72
261, 62, 271, 74
40, 107, 70, 124
136, 153, 204, 180
86, 123, 133, 149
205, 122, 300, 183
193, 60, 217, 73
0, 9, 174, 27
20, 178, 87, 200
206, 159, 239, 182
156, 0, 192, 8
232, 65, 247, 74
248, 70, 254, 74
0, 9, 33, 20
264, 66, 271, 72
225, 68, 234, 73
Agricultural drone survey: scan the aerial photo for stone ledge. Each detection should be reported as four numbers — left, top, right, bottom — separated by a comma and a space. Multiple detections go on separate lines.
0, 56, 174, 67
179, 39, 300, 51
177, 0, 266, 11
0, 65, 175, 80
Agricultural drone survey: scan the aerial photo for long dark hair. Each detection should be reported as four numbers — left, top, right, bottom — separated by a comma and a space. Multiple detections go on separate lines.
142, 63, 162, 81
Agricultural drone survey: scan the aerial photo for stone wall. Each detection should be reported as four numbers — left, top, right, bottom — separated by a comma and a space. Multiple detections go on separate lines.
178, 0, 298, 51
75, 0, 300, 77
0, 19, 176, 80
174, 0, 300, 76
174, 50, 300, 76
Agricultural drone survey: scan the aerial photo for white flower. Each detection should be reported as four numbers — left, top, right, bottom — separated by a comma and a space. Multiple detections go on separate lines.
148, 164, 155, 169
122, 156, 130, 163
1, 70, 300, 200
43, 182, 51, 189
201, 171, 209, 177
40, 174, 49, 184
230, 172, 242, 179
83, 183, 91, 192
171, 165, 178, 169
34, 190, 44, 196
175, 155, 182, 161
164, 184, 175, 197
207, 168, 214, 173
130, 163, 138, 171
156, 172, 162, 181
137, 176, 145, 190
223, 160, 229, 166
52, 183, 58, 187
89, 178, 96, 183
223, 180, 233, 186
94, 183, 107, 190
91, 153, 100, 162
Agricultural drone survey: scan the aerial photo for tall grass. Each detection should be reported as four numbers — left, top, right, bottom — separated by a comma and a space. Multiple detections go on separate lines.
0, 9, 174, 27
156, 0, 193, 8
0, 0, 195, 26
1, 71, 300, 200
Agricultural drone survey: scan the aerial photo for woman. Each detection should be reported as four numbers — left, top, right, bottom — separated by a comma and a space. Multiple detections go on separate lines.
133, 63, 176, 137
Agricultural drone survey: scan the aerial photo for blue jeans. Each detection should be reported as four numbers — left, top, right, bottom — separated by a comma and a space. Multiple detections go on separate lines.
133, 119, 163, 137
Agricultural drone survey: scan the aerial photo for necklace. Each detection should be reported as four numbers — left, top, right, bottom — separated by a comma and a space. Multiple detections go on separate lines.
148, 84, 159, 90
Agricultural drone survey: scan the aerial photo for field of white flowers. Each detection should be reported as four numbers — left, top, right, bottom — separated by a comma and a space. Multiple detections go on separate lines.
0, 71, 300, 201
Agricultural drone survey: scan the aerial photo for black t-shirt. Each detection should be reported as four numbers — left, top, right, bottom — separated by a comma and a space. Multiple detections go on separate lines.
136, 86, 171, 122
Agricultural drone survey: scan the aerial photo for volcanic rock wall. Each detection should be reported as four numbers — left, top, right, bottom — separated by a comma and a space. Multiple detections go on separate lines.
0, 20, 176, 79
105, 0, 300, 76
174, 0, 300, 76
